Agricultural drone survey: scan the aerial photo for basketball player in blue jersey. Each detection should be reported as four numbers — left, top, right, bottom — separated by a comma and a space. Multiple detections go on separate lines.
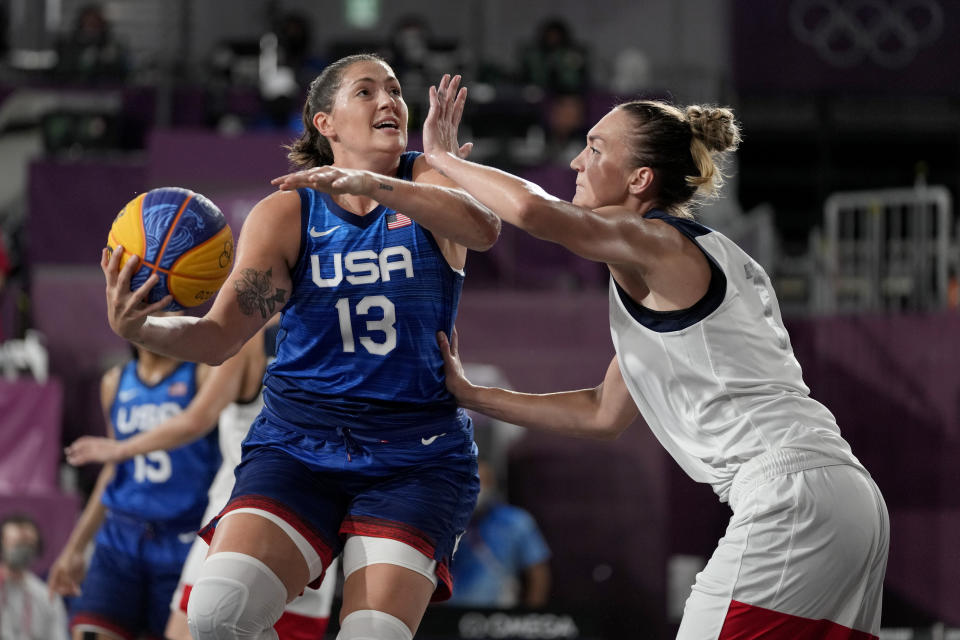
61, 322, 339, 640
425, 76, 889, 639
47, 343, 221, 640
100, 54, 500, 640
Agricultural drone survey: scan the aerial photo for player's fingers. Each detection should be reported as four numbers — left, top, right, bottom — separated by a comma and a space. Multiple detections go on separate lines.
270, 171, 299, 184
458, 142, 473, 159
447, 75, 461, 102
436, 331, 449, 355
312, 170, 332, 187
432, 83, 447, 119
102, 245, 123, 284
117, 251, 141, 289
451, 326, 460, 357
428, 84, 444, 119
141, 295, 174, 317
452, 87, 468, 128
129, 271, 157, 305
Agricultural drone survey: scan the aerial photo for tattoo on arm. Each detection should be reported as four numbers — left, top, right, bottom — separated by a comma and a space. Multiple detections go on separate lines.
234, 268, 287, 318
378, 182, 394, 191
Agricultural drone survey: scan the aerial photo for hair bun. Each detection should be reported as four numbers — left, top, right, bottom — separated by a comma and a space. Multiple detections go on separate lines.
686, 105, 741, 153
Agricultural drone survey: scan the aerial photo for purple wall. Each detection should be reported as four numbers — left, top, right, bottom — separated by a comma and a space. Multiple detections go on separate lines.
0, 378, 81, 576
27, 160, 148, 264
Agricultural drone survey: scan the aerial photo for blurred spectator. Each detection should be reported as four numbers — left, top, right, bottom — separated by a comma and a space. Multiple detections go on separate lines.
541, 93, 588, 166
519, 18, 589, 94
388, 14, 433, 85
449, 460, 551, 609
275, 12, 326, 87
259, 12, 327, 129
610, 47, 653, 94
384, 14, 466, 124
0, 514, 69, 640
55, 4, 129, 83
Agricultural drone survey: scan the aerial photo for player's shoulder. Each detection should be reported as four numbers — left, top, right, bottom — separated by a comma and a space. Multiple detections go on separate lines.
410, 153, 452, 187
248, 189, 302, 222
101, 361, 126, 387
99, 361, 127, 405
237, 189, 303, 259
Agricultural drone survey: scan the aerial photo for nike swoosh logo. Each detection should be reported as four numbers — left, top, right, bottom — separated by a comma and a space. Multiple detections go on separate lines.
118, 389, 138, 402
309, 225, 340, 238
421, 433, 446, 446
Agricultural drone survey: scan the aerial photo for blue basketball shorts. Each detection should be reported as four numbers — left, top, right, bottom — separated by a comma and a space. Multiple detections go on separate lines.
199, 414, 480, 601
70, 513, 195, 640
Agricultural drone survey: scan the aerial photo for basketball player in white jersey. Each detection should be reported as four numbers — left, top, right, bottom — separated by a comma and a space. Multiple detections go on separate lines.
64, 321, 338, 640
424, 75, 889, 639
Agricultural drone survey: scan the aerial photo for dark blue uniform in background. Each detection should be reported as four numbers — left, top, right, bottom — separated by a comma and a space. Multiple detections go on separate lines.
71, 360, 220, 639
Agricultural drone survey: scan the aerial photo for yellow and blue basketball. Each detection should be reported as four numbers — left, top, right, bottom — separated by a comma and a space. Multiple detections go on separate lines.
106, 187, 234, 310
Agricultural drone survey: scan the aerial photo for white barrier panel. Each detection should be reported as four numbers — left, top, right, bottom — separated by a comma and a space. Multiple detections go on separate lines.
819, 186, 953, 313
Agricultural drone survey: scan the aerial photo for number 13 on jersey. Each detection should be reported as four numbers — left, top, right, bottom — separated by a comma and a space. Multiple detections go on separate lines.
335, 295, 397, 355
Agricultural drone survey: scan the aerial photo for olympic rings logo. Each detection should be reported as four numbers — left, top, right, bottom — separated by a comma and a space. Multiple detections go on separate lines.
789, 0, 944, 69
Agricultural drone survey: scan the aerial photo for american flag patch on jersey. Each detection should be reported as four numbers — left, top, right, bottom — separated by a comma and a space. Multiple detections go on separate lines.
169, 381, 189, 397
386, 212, 412, 229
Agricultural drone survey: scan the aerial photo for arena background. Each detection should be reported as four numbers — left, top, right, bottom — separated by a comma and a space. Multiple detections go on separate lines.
0, 1, 958, 638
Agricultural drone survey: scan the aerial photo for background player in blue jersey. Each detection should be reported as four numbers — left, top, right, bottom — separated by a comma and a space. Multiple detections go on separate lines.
101, 54, 500, 640
47, 342, 221, 640
61, 321, 339, 640
425, 76, 888, 639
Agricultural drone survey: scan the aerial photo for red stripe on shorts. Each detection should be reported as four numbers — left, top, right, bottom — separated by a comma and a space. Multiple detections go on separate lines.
198, 494, 336, 590
719, 600, 878, 640
274, 610, 330, 640
178, 584, 193, 613
70, 612, 136, 640
341, 514, 436, 559
341, 514, 454, 602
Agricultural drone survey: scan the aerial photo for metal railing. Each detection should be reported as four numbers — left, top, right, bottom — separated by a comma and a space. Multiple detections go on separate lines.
813, 185, 954, 313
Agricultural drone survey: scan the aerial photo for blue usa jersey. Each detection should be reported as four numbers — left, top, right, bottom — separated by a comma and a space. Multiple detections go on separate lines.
263, 151, 465, 435
102, 360, 220, 525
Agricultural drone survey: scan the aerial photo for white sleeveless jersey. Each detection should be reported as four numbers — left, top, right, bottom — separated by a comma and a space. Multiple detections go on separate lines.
205, 391, 264, 509
609, 211, 863, 503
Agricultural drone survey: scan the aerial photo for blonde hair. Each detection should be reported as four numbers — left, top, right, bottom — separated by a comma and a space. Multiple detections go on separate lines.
618, 100, 741, 218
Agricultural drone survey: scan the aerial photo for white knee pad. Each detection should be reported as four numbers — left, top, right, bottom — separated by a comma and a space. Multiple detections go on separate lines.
336, 610, 413, 640
187, 552, 286, 640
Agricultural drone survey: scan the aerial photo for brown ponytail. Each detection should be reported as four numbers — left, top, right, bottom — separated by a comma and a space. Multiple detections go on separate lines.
285, 53, 386, 169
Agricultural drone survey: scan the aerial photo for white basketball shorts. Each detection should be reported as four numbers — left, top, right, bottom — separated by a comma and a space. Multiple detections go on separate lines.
677, 449, 889, 640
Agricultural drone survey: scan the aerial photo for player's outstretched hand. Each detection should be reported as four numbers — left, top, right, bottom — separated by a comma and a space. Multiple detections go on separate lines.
271, 166, 372, 195
65, 436, 122, 466
101, 246, 172, 341
47, 547, 85, 599
437, 328, 472, 399
423, 74, 473, 169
